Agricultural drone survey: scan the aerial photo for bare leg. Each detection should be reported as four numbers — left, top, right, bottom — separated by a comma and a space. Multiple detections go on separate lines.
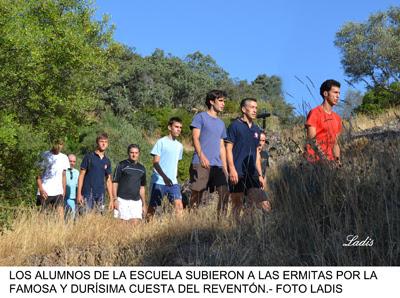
216, 185, 230, 219
230, 192, 243, 222
57, 205, 64, 221
146, 205, 156, 221
189, 190, 204, 209
174, 199, 183, 217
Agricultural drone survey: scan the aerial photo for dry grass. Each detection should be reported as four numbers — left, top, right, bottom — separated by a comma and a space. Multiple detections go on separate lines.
1, 112, 399, 266
347, 107, 400, 132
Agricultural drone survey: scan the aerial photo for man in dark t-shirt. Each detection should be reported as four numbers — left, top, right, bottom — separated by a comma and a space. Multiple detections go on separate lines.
225, 98, 271, 221
112, 144, 147, 224
77, 133, 113, 213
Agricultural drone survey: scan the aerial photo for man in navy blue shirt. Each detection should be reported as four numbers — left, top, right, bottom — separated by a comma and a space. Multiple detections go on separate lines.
77, 133, 113, 213
225, 98, 271, 221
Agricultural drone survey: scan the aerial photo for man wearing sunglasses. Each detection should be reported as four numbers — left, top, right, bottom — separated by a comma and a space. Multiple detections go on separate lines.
65, 154, 79, 220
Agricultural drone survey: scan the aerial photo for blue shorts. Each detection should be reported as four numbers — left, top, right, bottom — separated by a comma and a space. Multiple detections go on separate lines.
150, 183, 182, 207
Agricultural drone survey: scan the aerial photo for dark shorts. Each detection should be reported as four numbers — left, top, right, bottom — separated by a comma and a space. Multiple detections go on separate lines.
189, 164, 228, 192
83, 193, 105, 213
149, 183, 182, 207
229, 175, 261, 194
37, 195, 63, 209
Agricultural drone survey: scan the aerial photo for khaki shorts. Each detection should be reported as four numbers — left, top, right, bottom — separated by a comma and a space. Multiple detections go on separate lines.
189, 164, 228, 192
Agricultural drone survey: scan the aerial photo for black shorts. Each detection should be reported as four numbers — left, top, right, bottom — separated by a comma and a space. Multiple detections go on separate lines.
189, 164, 228, 192
229, 175, 261, 194
37, 195, 63, 209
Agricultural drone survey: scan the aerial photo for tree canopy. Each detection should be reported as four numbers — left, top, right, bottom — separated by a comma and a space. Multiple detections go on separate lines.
335, 6, 400, 93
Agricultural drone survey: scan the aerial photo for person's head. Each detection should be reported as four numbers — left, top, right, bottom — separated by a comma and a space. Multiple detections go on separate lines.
51, 138, 64, 154
320, 79, 341, 106
259, 131, 267, 148
96, 133, 109, 152
168, 117, 183, 138
205, 89, 227, 113
68, 154, 76, 169
240, 98, 258, 120
127, 144, 140, 162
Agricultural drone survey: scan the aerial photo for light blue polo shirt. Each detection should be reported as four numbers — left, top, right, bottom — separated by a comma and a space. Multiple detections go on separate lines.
151, 136, 183, 185
66, 168, 79, 199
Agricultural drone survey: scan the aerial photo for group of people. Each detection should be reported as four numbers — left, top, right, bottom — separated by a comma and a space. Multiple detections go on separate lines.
36, 79, 342, 224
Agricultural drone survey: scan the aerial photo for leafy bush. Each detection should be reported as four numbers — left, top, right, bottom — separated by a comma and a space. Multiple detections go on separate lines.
75, 111, 153, 174
356, 83, 400, 114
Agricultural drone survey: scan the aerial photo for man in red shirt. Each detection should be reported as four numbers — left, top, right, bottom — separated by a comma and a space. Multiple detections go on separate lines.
305, 79, 342, 164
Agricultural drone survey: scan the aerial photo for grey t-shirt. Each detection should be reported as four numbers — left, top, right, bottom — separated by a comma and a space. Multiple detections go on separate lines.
190, 112, 227, 167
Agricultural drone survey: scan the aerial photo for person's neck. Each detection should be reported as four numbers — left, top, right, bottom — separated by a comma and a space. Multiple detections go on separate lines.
128, 159, 137, 164
95, 149, 105, 157
51, 149, 60, 155
241, 114, 253, 127
207, 108, 218, 118
168, 134, 176, 141
321, 101, 333, 114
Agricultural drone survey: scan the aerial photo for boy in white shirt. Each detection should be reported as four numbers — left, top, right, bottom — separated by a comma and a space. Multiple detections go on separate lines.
36, 139, 70, 218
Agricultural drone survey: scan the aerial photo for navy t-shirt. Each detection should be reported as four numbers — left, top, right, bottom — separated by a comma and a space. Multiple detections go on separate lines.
225, 118, 262, 177
81, 152, 112, 197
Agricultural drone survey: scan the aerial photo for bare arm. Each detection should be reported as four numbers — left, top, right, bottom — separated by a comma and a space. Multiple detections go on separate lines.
153, 155, 173, 186
106, 174, 113, 210
256, 148, 264, 189
220, 139, 227, 176
306, 125, 325, 158
62, 170, 66, 197
333, 135, 341, 162
77, 169, 86, 204
225, 142, 238, 184
112, 182, 118, 209
192, 128, 209, 169
140, 186, 147, 216
306, 125, 317, 139
37, 175, 48, 199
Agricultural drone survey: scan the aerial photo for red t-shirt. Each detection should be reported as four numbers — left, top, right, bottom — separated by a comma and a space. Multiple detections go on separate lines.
305, 106, 342, 161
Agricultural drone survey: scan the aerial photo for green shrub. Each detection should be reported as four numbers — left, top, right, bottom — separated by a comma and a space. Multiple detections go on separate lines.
133, 107, 194, 139
75, 110, 153, 180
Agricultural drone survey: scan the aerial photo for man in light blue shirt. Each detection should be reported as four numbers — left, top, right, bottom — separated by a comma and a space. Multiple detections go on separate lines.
148, 117, 184, 218
65, 154, 79, 220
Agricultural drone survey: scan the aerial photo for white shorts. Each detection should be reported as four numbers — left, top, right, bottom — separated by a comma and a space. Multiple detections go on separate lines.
113, 197, 143, 220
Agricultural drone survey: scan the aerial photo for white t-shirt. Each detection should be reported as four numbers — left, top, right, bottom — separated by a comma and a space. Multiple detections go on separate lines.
37, 151, 70, 196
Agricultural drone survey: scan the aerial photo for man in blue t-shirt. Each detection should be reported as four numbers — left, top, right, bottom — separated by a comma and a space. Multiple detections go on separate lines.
65, 154, 79, 220
225, 98, 271, 221
189, 90, 229, 218
148, 117, 184, 218
77, 133, 113, 214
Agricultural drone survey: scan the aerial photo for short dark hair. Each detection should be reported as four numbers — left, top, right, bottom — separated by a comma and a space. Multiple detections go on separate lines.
205, 89, 227, 109
96, 132, 109, 144
127, 144, 140, 154
168, 117, 182, 126
240, 98, 257, 109
320, 79, 340, 98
